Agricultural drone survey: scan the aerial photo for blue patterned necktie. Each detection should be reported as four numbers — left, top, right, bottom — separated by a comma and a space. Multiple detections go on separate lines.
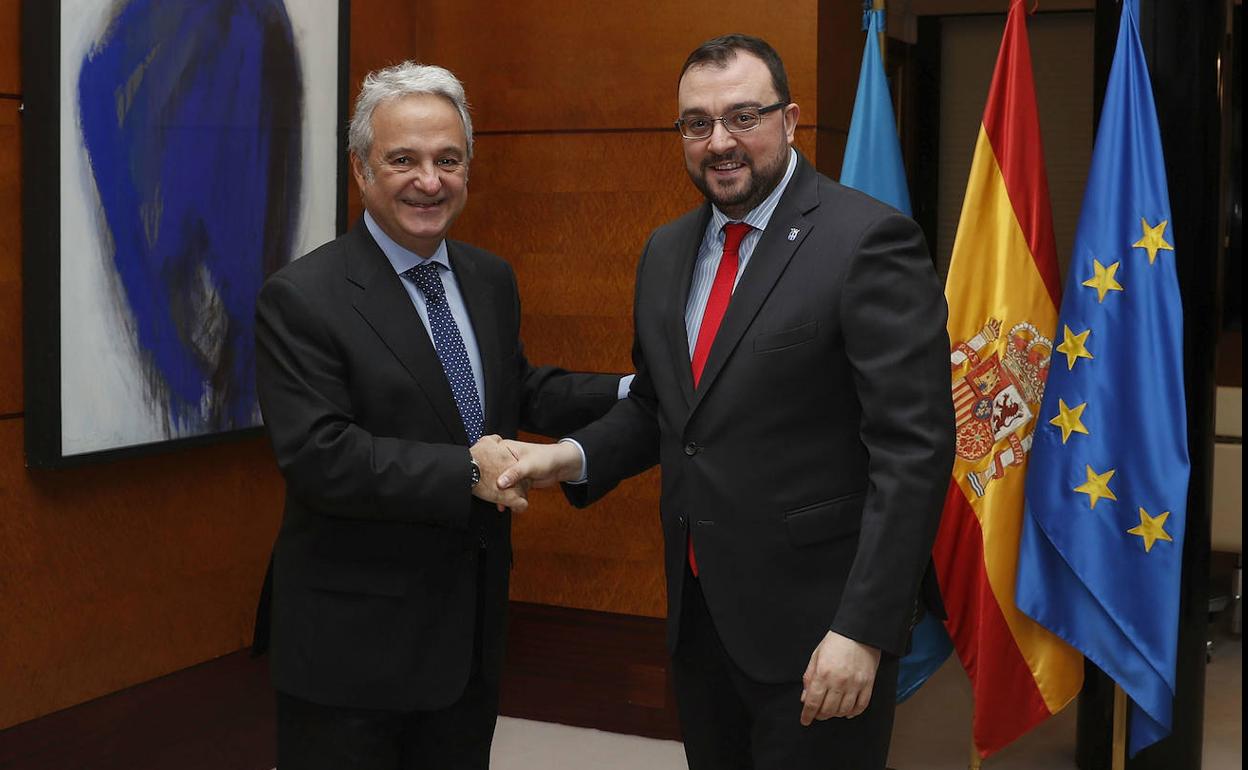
403, 262, 484, 445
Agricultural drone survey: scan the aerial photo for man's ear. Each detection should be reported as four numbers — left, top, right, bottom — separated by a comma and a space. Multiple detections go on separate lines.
350, 152, 368, 187
783, 103, 800, 144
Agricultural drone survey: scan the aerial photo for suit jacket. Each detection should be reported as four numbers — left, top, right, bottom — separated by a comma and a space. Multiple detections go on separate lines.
255, 221, 619, 711
569, 154, 955, 683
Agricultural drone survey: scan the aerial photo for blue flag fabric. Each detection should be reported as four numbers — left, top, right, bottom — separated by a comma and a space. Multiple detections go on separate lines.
840, 8, 911, 216
839, 6, 951, 703
895, 611, 953, 703
1016, 0, 1189, 756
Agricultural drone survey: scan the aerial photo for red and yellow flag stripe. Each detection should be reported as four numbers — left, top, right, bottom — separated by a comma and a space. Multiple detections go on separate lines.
935, 0, 1083, 757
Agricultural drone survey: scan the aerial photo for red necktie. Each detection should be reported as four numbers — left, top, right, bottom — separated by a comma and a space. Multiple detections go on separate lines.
687, 221, 751, 577
691, 222, 752, 387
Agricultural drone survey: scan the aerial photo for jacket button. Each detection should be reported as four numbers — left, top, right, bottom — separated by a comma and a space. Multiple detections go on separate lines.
684, 442, 700, 456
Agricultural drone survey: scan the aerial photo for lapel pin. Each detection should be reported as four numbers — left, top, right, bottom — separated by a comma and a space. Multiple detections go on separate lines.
788, 228, 800, 241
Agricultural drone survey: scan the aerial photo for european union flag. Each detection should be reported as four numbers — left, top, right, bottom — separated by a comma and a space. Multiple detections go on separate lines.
839, 5, 952, 703
1016, 0, 1189, 756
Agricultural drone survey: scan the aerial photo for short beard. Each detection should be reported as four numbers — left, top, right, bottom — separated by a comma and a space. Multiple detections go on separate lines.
689, 142, 789, 218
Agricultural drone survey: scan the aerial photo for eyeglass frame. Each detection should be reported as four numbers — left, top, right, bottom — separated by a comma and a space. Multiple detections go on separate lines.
673, 101, 788, 140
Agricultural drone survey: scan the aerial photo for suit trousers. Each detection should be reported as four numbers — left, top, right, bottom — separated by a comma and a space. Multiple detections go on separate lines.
275, 549, 500, 770
671, 568, 900, 770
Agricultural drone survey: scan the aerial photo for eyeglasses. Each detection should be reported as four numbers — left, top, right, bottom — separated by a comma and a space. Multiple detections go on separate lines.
674, 102, 787, 140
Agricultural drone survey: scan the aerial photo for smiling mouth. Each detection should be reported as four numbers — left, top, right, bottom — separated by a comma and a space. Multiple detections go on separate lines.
401, 199, 443, 209
706, 159, 748, 174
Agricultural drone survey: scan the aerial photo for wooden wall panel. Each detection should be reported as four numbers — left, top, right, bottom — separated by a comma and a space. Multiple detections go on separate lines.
0, 0, 16, 94
817, 0, 863, 138
510, 474, 667, 617
414, 1, 819, 132
816, 126, 849, 183
349, 0, 419, 101
1, 99, 19, 414
0, 424, 284, 729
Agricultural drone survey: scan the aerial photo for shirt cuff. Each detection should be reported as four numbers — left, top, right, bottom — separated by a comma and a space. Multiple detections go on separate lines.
617, 374, 635, 400
559, 438, 589, 484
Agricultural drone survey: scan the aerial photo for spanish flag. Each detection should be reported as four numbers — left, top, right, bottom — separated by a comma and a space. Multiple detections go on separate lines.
933, 0, 1084, 757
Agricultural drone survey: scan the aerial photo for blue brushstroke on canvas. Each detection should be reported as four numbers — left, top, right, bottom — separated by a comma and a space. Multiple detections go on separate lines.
78, 0, 303, 436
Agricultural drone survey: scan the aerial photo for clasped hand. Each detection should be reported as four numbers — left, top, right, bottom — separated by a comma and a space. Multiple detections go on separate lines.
496, 439, 584, 491
473, 437, 584, 512
470, 435, 530, 512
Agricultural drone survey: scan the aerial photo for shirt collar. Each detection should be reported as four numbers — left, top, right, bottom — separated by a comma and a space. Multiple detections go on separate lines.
364, 211, 452, 274
709, 147, 799, 234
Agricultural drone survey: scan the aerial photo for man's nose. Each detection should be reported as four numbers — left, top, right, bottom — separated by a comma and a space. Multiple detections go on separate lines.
410, 164, 443, 195
706, 120, 738, 154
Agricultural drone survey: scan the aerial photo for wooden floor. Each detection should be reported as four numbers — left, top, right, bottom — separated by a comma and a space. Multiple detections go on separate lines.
0, 603, 1239, 770
0, 651, 274, 770
0, 602, 674, 770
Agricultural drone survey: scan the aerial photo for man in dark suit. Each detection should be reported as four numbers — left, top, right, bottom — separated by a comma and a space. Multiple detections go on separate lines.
255, 62, 623, 769
499, 35, 955, 769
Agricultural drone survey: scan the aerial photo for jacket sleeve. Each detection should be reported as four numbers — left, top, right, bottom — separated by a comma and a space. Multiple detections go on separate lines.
255, 273, 472, 528
829, 213, 956, 656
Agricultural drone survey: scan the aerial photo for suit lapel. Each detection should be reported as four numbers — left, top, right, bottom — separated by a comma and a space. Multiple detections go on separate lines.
666, 205, 713, 409
447, 241, 503, 436
345, 224, 468, 444
689, 157, 820, 415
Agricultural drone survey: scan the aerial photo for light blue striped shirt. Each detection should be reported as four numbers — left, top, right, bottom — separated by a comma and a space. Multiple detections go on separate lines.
364, 212, 487, 415
685, 147, 799, 354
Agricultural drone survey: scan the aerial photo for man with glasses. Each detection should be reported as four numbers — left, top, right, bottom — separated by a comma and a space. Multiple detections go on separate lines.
499, 34, 954, 768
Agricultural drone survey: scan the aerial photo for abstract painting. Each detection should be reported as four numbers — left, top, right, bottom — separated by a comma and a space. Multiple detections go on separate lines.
23, 0, 347, 465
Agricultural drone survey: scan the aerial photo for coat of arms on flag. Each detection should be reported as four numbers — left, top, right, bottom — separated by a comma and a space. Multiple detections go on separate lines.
950, 318, 1053, 497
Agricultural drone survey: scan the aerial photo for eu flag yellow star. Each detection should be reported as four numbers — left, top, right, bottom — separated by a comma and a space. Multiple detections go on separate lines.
1074, 465, 1117, 509
1132, 217, 1174, 265
1049, 399, 1090, 444
1082, 259, 1124, 303
1056, 325, 1094, 370
1127, 507, 1173, 553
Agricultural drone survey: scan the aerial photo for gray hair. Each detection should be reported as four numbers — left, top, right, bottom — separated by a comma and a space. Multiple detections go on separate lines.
348, 61, 474, 164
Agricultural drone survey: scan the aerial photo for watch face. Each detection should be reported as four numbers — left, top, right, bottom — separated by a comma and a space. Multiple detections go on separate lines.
471, 460, 482, 487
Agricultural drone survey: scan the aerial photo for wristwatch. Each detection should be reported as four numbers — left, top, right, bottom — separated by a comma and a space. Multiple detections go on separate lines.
469, 458, 482, 488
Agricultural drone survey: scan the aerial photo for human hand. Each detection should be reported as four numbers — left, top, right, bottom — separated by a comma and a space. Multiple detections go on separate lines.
799, 631, 882, 725
470, 435, 528, 512
496, 439, 583, 490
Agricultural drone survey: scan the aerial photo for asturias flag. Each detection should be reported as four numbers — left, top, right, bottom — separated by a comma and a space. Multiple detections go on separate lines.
934, 0, 1084, 757
839, 5, 954, 704
841, 7, 911, 216
1016, 0, 1189, 756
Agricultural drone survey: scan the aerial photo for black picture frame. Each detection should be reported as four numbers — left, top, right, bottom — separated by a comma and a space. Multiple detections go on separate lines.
21, 0, 350, 468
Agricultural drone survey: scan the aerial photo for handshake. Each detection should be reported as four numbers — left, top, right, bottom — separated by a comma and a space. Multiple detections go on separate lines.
468, 435, 584, 512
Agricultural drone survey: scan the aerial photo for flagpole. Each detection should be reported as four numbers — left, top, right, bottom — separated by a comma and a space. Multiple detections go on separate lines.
1111, 685, 1127, 770
872, 0, 886, 69
968, 736, 982, 770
